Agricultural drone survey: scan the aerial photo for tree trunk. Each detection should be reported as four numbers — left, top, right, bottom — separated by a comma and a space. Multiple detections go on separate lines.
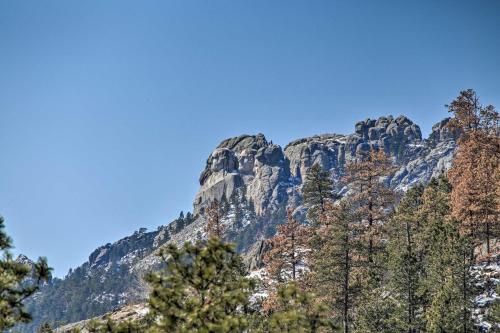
343, 235, 350, 333
368, 198, 373, 264
405, 219, 414, 333
462, 251, 468, 333
486, 221, 491, 261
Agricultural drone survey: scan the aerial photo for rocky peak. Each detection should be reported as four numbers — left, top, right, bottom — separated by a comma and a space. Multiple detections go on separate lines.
284, 115, 424, 181
16, 254, 35, 266
199, 134, 269, 184
351, 115, 422, 157
194, 115, 456, 220
194, 133, 289, 216
428, 117, 460, 146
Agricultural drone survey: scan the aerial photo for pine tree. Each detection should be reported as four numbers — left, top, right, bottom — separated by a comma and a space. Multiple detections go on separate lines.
263, 207, 309, 283
37, 322, 54, 333
357, 176, 476, 332
419, 178, 475, 333
185, 211, 194, 224
302, 164, 334, 224
82, 318, 144, 333
308, 201, 362, 333
145, 238, 255, 333
259, 282, 332, 333
174, 217, 185, 233
206, 199, 225, 239
488, 285, 500, 331
424, 231, 474, 333
447, 89, 500, 259
343, 148, 396, 284
385, 185, 426, 333
220, 193, 231, 216
0, 216, 52, 331
354, 288, 407, 333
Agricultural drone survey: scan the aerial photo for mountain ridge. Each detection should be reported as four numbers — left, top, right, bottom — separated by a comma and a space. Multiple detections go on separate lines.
21, 114, 458, 332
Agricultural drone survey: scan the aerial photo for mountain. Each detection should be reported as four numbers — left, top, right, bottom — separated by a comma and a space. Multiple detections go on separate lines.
21, 115, 458, 332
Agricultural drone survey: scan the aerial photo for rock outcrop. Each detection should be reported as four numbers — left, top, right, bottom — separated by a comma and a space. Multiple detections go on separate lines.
193, 115, 456, 219
21, 115, 460, 333
194, 134, 290, 216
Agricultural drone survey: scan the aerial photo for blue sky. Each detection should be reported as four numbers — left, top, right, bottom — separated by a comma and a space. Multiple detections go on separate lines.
1, 0, 499, 277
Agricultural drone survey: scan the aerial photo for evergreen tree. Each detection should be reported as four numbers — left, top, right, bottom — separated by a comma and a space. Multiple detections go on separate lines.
447, 89, 500, 259
343, 148, 396, 284
85, 319, 105, 332
263, 208, 309, 283
174, 218, 185, 233
302, 164, 334, 224
385, 185, 426, 333
82, 318, 144, 333
220, 193, 231, 216
259, 282, 332, 333
145, 238, 255, 333
419, 178, 475, 333
308, 201, 362, 333
0, 216, 51, 331
37, 322, 54, 333
358, 177, 476, 332
488, 284, 500, 331
185, 212, 194, 224
206, 199, 225, 239
354, 288, 406, 333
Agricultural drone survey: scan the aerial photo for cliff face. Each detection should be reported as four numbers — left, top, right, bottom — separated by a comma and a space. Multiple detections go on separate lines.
193, 115, 457, 218
21, 115, 459, 332
194, 133, 290, 216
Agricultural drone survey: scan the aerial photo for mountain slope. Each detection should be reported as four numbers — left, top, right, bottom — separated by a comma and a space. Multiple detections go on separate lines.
21, 115, 458, 332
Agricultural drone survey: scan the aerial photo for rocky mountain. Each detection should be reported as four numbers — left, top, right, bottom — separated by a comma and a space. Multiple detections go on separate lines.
20, 115, 459, 332
194, 115, 457, 217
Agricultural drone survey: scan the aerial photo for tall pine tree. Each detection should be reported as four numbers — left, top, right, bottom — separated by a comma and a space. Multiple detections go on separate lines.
308, 201, 362, 333
302, 164, 334, 225
447, 89, 500, 259
263, 208, 309, 283
385, 185, 426, 333
419, 178, 475, 333
343, 148, 396, 284
206, 199, 225, 239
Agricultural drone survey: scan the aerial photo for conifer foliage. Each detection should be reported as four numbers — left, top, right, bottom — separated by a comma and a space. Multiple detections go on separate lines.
374, 177, 476, 333
258, 282, 332, 333
447, 89, 500, 259
0, 216, 51, 331
343, 148, 396, 281
308, 201, 362, 333
79, 318, 144, 333
384, 185, 426, 332
302, 164, 334, 224
263, 208, 309, 283
145, 238, 255, 333
37, 322, 54, 333
206, 199, 225, 239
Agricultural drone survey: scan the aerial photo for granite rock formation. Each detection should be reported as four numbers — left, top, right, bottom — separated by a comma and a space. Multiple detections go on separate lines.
21, 115, 461, 333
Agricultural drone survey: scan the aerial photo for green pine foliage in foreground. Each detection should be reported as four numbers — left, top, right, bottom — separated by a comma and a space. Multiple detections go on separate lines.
63, 238, 332, 333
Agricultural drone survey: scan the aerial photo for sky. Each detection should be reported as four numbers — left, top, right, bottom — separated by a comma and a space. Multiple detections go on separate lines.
0, 0, 499, 277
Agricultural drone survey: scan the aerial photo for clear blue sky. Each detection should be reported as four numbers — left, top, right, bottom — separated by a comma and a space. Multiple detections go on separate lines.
1, 0, 499, 277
